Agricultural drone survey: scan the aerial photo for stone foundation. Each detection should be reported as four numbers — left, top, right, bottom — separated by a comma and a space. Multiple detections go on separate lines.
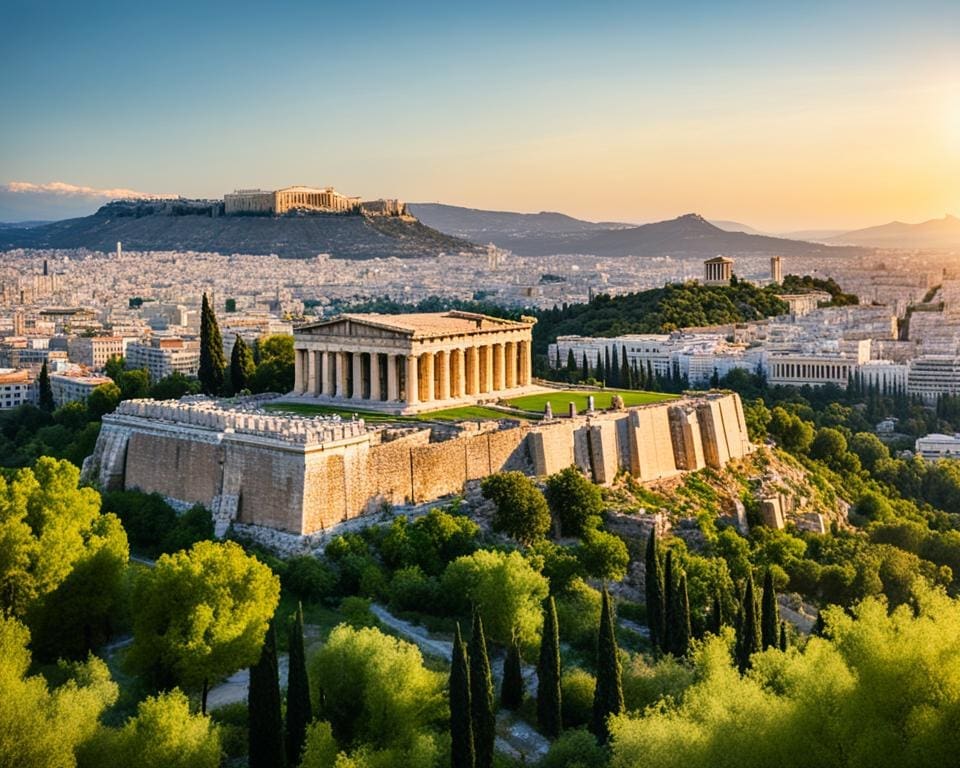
84, 392, 752, 537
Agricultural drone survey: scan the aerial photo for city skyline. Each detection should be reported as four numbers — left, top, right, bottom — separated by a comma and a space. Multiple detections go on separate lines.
1, 0, 958, 230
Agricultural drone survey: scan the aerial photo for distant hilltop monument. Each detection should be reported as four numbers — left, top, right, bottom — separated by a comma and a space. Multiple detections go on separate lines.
224, 185, 409, 218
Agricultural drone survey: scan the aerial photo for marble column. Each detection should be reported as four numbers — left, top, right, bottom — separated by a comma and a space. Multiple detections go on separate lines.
306, 349, 317, 394
504, 341, 516, 389
336, 351, 348, 398
437, 350, 450, 401
294, 350, 305, 394
352, 353, 363, 399
388, 354, 400, 401
420, 352, 434, 402
466, 346, 479, 395
450, 348, 464, 398
405, 355, 419, 405
320, 350, 331, 395
493, 343, 506, 392
370, 353, 382, 401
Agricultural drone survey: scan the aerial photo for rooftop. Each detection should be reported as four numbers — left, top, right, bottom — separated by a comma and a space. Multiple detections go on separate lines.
300, 310, 534, 339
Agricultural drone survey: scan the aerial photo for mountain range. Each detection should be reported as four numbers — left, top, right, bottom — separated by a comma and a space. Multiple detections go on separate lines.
826, 215, 960, 250
409, 204, 861, 258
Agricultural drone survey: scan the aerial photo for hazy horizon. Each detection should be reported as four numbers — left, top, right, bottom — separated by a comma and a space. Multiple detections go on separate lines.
2, 0, 958, 231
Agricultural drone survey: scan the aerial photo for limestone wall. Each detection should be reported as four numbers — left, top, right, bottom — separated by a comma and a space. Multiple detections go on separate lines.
85, 392, 752, 537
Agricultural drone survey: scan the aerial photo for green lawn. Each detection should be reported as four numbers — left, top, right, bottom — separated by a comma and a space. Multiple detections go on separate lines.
506, 388, 677, 413
264, 402, 530, 423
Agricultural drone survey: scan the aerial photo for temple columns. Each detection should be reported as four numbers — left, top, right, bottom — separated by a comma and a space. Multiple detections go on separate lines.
336, 352, 348, 398
436, 351, 450, 401
450, 348, 464, 398
419, 352, 434, 402
504, 341, 516, 389
352, 352, 363, 399
493, 343, 506, 392
388, 354, 400, 401
306, 349, 318, 394
405, 355, 419, 405
370, 353, 382, 401
320, 351, 331, 395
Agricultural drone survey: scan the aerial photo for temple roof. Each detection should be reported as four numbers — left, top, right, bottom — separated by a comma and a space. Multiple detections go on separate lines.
298, 310, 533, 339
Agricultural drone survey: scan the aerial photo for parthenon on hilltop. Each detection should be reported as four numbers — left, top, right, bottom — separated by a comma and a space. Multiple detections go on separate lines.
289, 311, 538, 413
223, 185, 408, 217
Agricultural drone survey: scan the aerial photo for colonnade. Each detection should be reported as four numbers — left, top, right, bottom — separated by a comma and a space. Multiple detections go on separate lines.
770, 361, 850, 383
293, 339, 533, 406
704, 259, 733, 283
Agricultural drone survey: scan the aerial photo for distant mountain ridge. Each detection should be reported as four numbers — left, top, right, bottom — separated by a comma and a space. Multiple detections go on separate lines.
0, 199, 476, 259
829, 215, 960, 249
410, 203, 862, 258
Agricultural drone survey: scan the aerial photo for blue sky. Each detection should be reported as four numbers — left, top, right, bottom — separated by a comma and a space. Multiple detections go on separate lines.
1, 0, 958, 228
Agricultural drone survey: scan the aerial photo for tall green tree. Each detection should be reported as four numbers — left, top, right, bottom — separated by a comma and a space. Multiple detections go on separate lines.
761, 568, 780, 651
248, 622, 285, 768
669, 574, 691, 657
735, 573, 761, 672
286, 603, 312, 767
480, 471, 551, 546
645, 530, 665, 649
229, 335, 255, 395
662, 550, 676, 653
500, 633, 525, 711
591, 586, 624, 743
37, 360, 54, 411
198, 292, 226, 395
469, 610, 495, 768
581, 352, 590, 381
710, 590, 723, 635
450, 623, 475, 768
128, 540, 280, 713
779, 621, 788, 651
544, 466, 603, 538
537, 596, 563, 738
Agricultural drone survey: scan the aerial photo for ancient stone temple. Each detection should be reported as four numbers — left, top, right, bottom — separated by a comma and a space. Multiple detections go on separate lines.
289, 311, 537, 413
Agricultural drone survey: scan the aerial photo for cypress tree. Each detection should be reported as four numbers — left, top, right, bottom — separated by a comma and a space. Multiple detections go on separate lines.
285, 603, 312, 768
779, 621, 788, 651
621, 354, 632, 390
249, 622, 285, 768
710, 590, 723, 635
669, 573, 691, 657
500, 633, 525, 711
591, 587, 624, 743
536, 596, 562, 738
450, 623, 475, 768
469, 610, 495, 768
566, 349, 577, 374
230, 335, 255, 395
596, 352, 605, 384
199, 292, 226, 395
736, 574, 761, 672
37, 360, 54, 412
633, 361, 642, 389
610, 345, 620, 387
760, 569, 779, 650
644, 529, 665, 650
662, 550, 675, 653
582, 352, 590, 381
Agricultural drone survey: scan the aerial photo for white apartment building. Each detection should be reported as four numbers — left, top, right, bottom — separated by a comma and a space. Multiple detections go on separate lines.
766, 340, 870, 389
126, 337, 200, 381
0, 368, 34, 409
915, 433, 960, 461
49, 371, 114, 408
67, 336, 132, 370
907, 356, 960, 403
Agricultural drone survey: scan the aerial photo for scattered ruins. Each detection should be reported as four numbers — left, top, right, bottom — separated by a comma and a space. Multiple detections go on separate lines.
83, 391, 752, 541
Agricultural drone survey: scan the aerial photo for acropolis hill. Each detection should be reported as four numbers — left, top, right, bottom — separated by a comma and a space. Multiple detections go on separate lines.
0, 186, 476, 259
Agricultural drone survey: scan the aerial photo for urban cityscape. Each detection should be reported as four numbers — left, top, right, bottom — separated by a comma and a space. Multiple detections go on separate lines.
2, 2, 960, 768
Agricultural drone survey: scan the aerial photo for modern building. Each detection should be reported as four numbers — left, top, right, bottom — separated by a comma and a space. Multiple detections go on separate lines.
916, 433, 960, 461
67, 336, 131, 370
126, 337, 201, 381
703, 256, 734, 286
290, 311, 537, 413
907, 356, 960, 403
49, 370, 113, 408
0, 368, 34, 409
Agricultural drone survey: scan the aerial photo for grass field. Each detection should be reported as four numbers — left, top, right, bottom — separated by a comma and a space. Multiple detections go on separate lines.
264, 402, 529, 423
506, 388, 677, 413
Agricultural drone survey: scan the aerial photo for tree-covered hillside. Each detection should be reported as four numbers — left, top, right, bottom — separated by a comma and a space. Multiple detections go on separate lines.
533, 281, 788, 353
